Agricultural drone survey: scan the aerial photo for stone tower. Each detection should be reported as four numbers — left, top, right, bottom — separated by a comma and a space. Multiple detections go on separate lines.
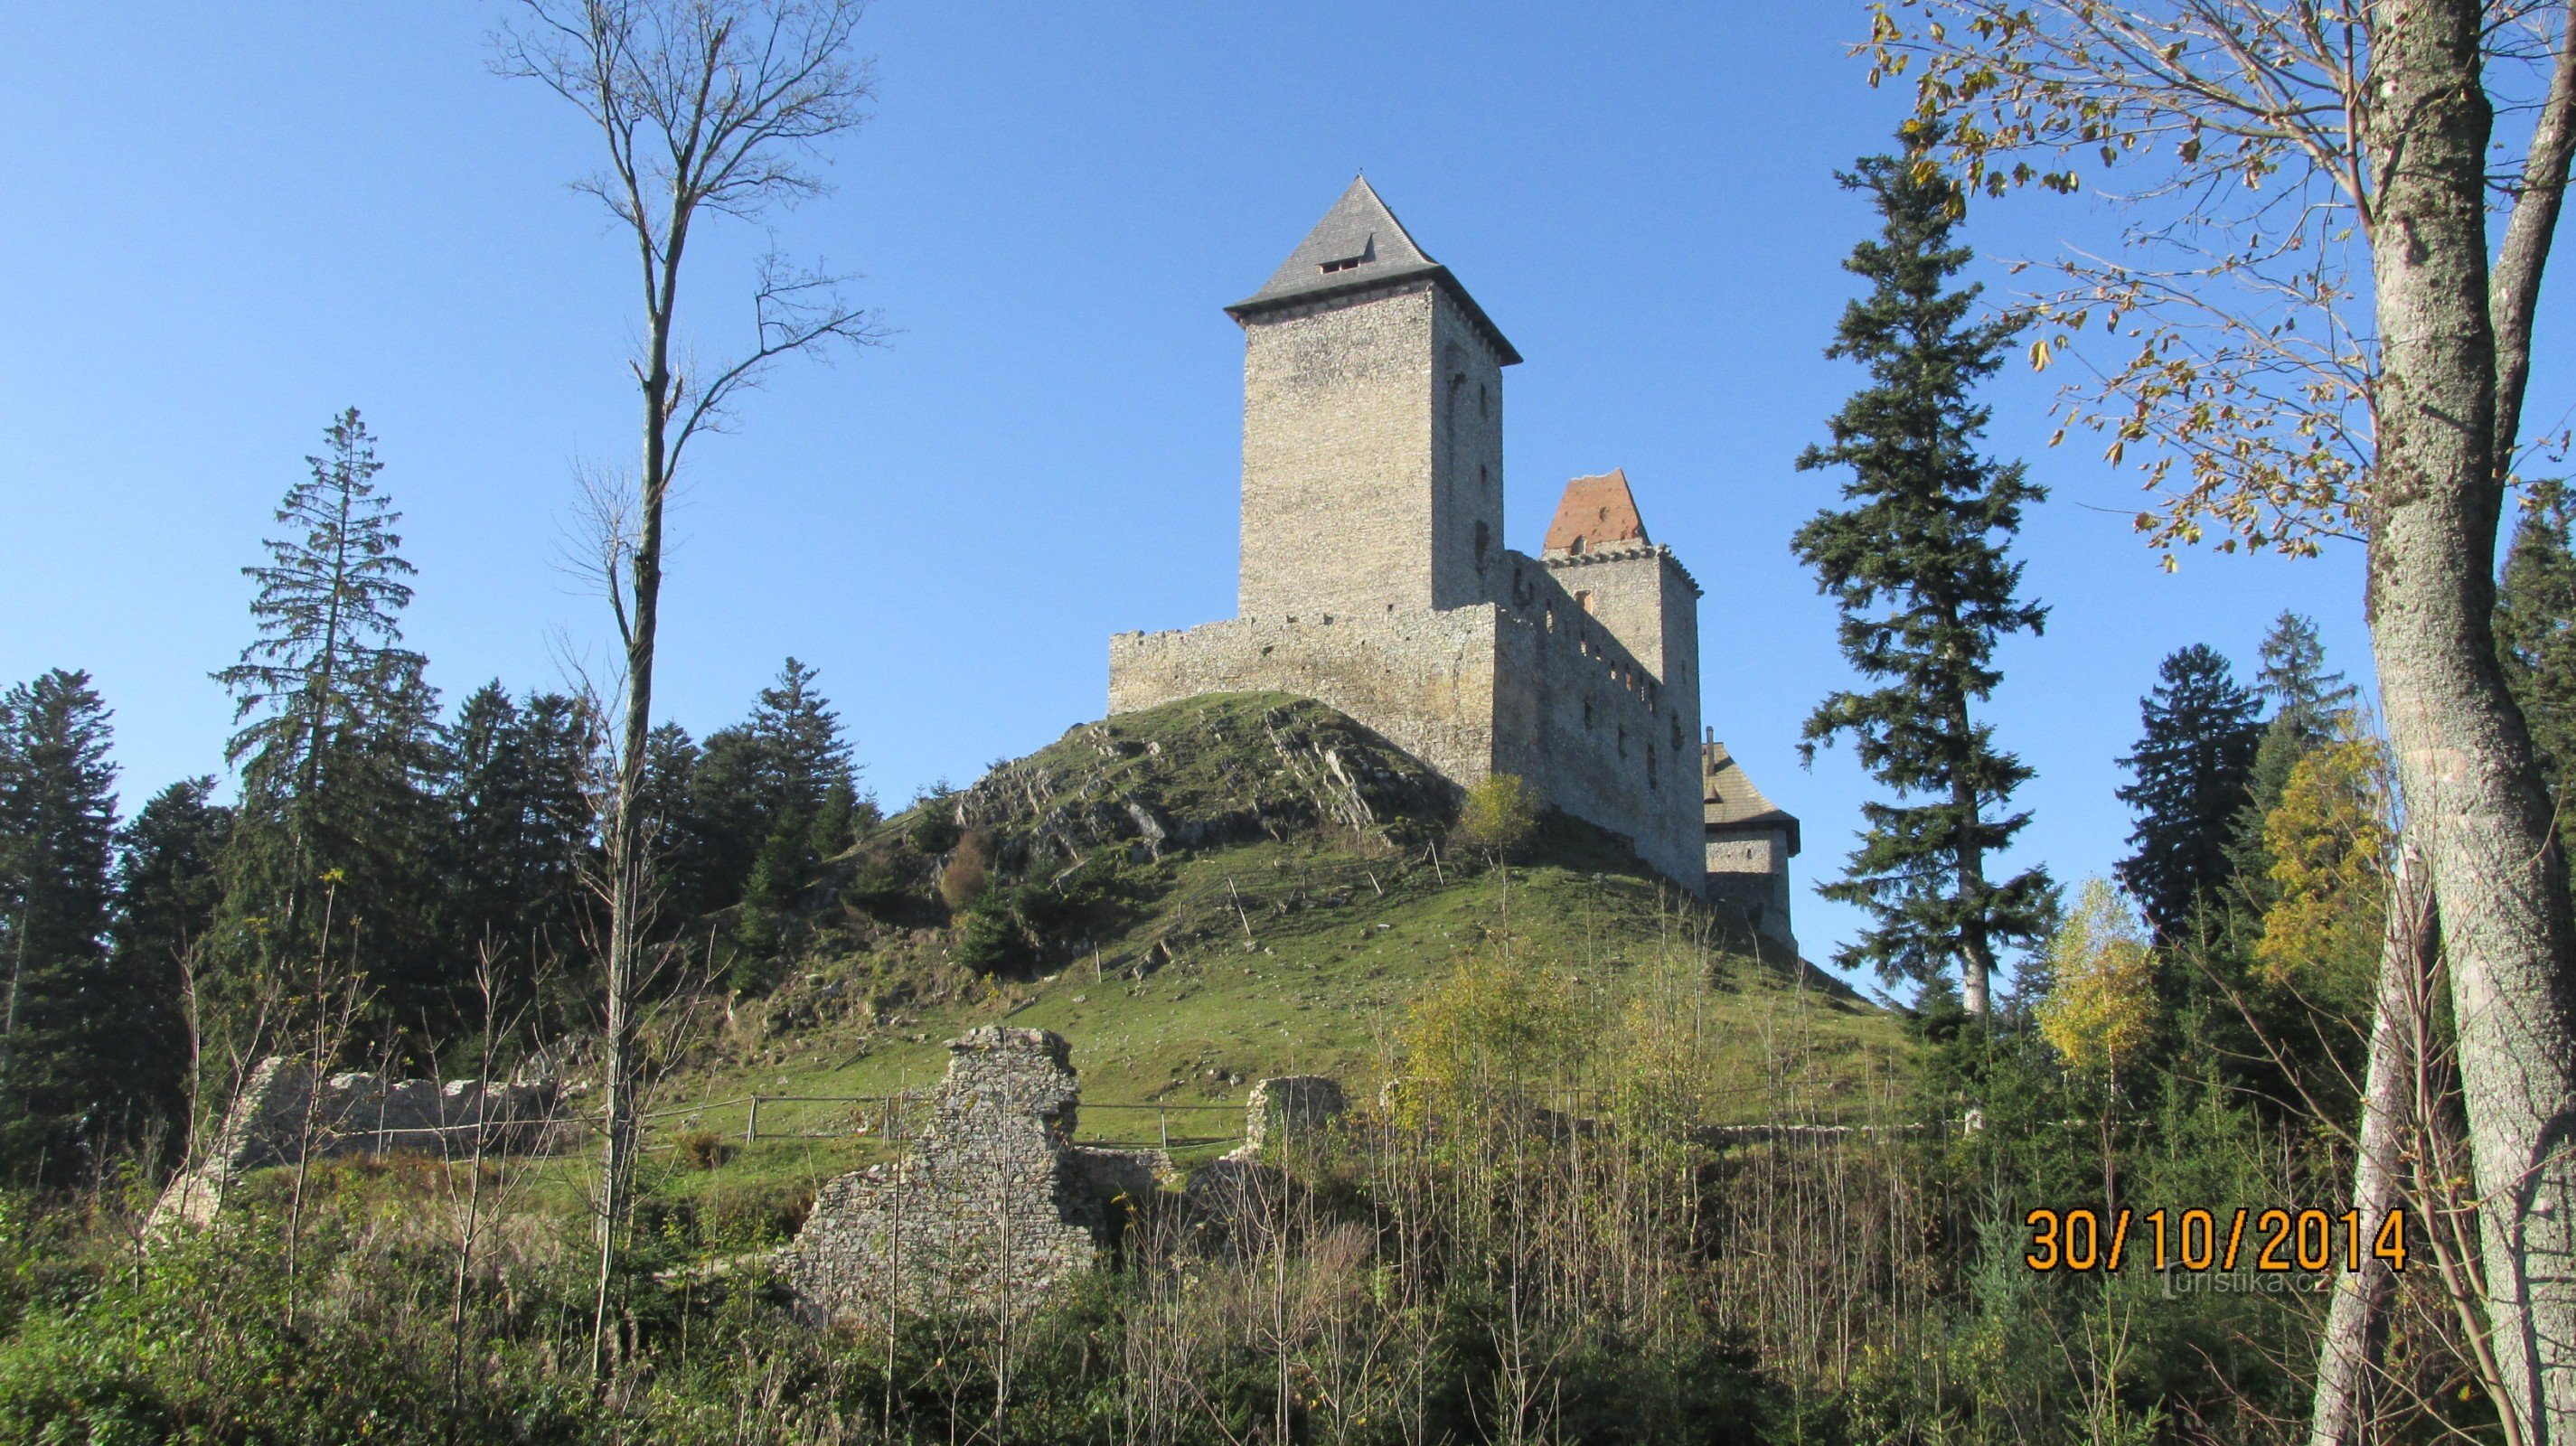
1227, 177, 1519, 620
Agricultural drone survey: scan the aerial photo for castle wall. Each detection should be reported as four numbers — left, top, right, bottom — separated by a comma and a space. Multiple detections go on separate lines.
1488, 553, 1705, 890
1706, 831, 1797, 948
1109, 609, 1501, 786
1239, 286, 1439, 620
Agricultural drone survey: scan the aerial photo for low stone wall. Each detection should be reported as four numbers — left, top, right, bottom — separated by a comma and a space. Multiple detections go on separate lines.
785, 1028, 1168, 1320
152, 1057, 561, 1231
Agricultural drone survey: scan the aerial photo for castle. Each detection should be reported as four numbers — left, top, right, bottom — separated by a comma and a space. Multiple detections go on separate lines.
1108, 179, 1799, 951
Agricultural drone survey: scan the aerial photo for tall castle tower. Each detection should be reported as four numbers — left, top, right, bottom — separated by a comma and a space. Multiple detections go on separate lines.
1227, 178, 1518, 619
1110, 180, 1795, 932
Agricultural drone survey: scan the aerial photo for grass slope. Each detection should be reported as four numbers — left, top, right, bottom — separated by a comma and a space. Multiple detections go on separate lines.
648, 693, 1904, 1179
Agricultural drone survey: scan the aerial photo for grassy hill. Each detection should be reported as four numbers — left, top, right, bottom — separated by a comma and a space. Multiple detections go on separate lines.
641, 692, 1906, 1181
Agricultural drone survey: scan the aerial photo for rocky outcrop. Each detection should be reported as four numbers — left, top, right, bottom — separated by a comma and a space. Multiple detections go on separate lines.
785, 1028, 1167, 1319
151, 1057, 561, 1231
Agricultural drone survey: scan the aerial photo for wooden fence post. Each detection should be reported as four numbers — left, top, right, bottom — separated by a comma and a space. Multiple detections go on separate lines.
746, 1095, 760, 1145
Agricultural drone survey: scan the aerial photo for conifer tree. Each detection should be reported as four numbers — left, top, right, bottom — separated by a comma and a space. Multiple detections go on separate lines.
213, 409, 443, 1045
2116, 645, 2263, 940
108, 777, 232, 1148
2496, 479, 2576, 797
1792, 130, 2054, 1015
0, 670, 121, 1180
439, 683, 600, 993
2227, 612, 2362, 911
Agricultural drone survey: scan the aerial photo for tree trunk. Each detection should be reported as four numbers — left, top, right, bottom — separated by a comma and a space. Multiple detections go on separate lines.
2370, 5, 2576, 1437
2309, 842, 2437, 1446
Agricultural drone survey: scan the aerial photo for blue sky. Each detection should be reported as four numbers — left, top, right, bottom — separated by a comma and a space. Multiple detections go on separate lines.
0, 3, 2418, 993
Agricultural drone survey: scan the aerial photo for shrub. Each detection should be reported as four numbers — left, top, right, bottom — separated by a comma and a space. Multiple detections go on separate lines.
938, 829, 992, 913
953, 904, 1025, 972
677, 1130, 734, 1170
1454, 772, 1539, 862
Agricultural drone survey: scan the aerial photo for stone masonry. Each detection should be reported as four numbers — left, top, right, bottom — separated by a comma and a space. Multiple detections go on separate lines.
1105, 176, 1790, 913
785, 1028, 1163, 1319
152, 1056, 561, 1230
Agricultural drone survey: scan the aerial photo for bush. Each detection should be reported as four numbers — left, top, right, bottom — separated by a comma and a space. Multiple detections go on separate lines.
1454, 772, 1539, 862
953, 903, 1026, 972
939, 829, 992, 913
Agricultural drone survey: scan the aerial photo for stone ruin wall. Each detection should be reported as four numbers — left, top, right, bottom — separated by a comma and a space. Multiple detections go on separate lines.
785, 1028, 1167, 1319
786, 1031, 1355, 1320
153, 1056, 562, 1231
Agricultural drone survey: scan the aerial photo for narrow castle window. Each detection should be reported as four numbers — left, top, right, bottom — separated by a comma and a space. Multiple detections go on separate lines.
1583, 697, 1595, 729
1671, 714, 1685, 751
1473, 521, 1490, 570
1479, 382, 1490, 418
1646, 744, 1658, 788
1617, 725, 1628, 758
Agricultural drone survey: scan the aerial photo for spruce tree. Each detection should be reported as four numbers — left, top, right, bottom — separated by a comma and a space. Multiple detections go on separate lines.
213, 409, 444, 1047
2226, 612, 2362, 912
0, 671, 122, 1180
2496, 479, 2576, 793
108, 776, 232, 1148
439, 683, 599, 991
2116, 645, 2263, 941
1791, 130, 2054, 1015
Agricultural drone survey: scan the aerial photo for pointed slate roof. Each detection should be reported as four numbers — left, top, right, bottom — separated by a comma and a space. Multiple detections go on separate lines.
1227, 177, 1520, 364
1543, 469, 1651, 556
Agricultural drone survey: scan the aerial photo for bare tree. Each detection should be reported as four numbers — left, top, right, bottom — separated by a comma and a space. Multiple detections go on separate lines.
1866, 2, 2576, 1432
492, 0, 882, 1377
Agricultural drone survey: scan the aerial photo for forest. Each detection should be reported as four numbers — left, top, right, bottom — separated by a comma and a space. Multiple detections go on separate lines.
12, 1, 2576, 1443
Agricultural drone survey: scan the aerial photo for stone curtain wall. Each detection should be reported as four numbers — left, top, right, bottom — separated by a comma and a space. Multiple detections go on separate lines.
786, 1028, 1165, 1319
1489, 547, 1706, 890
1236, 1075, 1348, 1159
152, 1057, 561, 1230
1109, 559, 1709, 894
1109, 609, 1503, 788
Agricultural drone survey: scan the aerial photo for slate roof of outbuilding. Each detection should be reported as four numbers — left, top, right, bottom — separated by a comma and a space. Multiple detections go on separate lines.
1226, 176, 1522, 364
1543, 470, 1652, 555
1704, 740, 1801, 856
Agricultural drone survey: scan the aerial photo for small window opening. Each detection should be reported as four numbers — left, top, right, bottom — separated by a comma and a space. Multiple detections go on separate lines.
1473, 521, 1490, 570
1617, 725, 1629, 758
1583, 698, 1596, 729
1647, 745, 1659, 788
1478, 382, 1490, 418
1575, 590, 1594, 614
1319, 256, 1366, 274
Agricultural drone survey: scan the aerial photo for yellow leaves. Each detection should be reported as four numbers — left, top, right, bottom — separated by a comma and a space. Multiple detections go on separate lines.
2037, 878, 2158, 1079
1394, 951, 1594, 1127
2254, 729, 2392, 991
2029, 336, 2054, 370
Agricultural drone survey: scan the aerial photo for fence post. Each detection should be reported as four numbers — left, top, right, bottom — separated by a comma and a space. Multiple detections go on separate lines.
1159, 1111, 1169, 1153
746, 1095, 760, 1146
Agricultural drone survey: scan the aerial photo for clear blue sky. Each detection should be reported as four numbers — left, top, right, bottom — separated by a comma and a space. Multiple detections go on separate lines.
4, 2, 2446, 995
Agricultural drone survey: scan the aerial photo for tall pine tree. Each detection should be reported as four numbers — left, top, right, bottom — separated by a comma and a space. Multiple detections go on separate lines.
0, 671, 122, 1181
1792, 130, 2053, 1015
2116, 645, 2263, 941
213, 408, 444, 1049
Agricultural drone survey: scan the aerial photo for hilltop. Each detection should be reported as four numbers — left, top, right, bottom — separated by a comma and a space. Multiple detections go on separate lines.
646, 692, 1904, 1166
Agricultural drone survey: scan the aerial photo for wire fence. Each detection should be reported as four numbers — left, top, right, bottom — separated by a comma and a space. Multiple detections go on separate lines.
638, 1092, 1249, 1152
